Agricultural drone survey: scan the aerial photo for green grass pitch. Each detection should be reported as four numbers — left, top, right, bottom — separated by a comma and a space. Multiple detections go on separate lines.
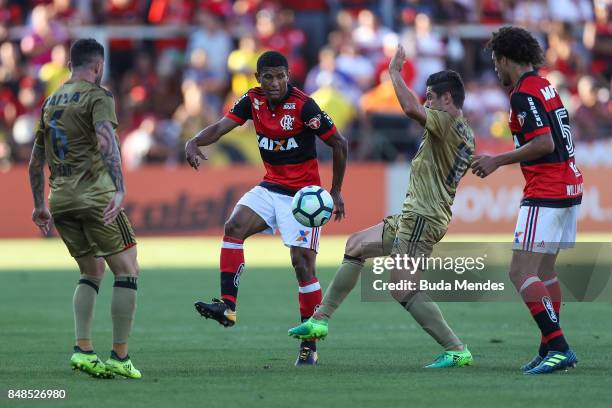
1, 239, 612, 407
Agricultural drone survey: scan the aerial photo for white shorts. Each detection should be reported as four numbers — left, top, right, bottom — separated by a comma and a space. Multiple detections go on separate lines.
513, 205, 579, 254
236, 186, 321, 252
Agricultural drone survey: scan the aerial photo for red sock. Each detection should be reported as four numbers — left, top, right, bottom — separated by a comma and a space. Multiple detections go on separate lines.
543, 275, 562, 315
298, 277, 322, 350
298, 277, 322, 320
513, 275, 568, 352
220, 236, 244, 310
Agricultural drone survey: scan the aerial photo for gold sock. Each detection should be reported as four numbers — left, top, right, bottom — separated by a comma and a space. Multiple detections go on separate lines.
73, 275, 101, 342
403, 292, 462, 349
316, 256, 364, 319
111, 276, 137, 344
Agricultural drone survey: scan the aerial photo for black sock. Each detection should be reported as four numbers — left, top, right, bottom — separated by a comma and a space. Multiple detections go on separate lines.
300, 340, 317, 351
538, 342, 548, 358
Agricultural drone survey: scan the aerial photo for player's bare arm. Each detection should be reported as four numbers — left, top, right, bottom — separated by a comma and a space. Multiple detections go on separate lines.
389, 45, 427, 127
185, 117, 240, 170
323, 131, 348, 221
471, 133, 554, 178
95, 120, 125, 224
28, 143, 51, 234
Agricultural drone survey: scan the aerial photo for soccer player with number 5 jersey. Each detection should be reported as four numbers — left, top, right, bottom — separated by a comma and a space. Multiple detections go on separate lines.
472, 26, 583, 374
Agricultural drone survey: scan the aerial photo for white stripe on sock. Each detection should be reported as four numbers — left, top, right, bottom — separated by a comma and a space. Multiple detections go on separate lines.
222, 242, 243, 249
519, 276, 541, 293
298, 281, 321, 294
542, 277, 558, 286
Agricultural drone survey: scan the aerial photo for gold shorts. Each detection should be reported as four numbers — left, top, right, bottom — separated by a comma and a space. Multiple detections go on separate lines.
382, 213, 447, 258
53, 206, 136, 258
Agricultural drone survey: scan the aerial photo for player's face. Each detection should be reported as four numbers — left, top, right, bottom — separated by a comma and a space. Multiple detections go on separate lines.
424, 87, 444, 110
256, 67, 289, 103
492, 52, 511, 87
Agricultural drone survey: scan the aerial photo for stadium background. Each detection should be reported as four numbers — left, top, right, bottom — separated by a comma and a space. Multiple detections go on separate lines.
1, 1, 612, 407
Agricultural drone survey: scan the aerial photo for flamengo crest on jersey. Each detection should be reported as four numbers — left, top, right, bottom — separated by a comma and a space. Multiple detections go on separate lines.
225, 85, 337, 192
509, 71, 583, 207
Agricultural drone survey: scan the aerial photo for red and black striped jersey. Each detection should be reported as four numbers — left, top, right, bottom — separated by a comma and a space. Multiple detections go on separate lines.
225, 85, 337, 195
509, 71, 583, 207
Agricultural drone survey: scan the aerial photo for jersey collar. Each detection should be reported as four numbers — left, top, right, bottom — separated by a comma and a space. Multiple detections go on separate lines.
512, 70, 538, 93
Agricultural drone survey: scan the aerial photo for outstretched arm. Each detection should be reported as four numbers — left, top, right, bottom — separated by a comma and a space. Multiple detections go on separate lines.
471, 134, 554, 178
389, 45, 427, 127
323, 131, 348, 221
185, 117, 240, 170
95, 120, 125, 224
29, 143, 51, 234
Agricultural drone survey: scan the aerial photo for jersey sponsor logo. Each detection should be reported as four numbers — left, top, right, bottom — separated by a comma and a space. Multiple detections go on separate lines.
253, 98, 263, 110
566, 183, 583, 196
323, 112, 334, 125
257, 135, 299, 151
296, 230, 310, 243
542, 296, 558, 323
527, 97, 543, 127
514, 231, 523, 244
517, 111, 527, 128
306, 114, 321, 130
48, 92, 81, 106
280, 114, 294, 130
540, 85, 557, 101
283, 102, 296, 110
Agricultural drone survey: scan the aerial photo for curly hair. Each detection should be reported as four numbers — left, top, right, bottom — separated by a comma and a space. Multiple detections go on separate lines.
486, 26, 545, 68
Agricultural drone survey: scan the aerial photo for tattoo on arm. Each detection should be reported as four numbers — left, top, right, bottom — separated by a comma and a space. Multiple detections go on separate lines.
95, 120, 125, 193
28, 144, 46, 208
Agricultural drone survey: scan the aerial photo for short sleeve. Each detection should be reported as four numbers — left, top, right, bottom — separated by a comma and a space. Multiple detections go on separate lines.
424, 107, 453, 140
92, 90, 119, 129
511, 92, 551, 141
225, 92, 252, 125
301, 98, 337, 141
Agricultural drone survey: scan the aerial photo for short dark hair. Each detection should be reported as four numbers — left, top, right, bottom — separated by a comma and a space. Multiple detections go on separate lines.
426, 70, 465, 109
256, 51, 288, 72
70, 39, 104, 69
486, 26, 545, 68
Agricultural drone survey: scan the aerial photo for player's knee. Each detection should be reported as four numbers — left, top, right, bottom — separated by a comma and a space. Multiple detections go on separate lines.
224, 218, 245, 239
508, 261, 531, 288
345, 233, 363, 259
391, 288, 416, 305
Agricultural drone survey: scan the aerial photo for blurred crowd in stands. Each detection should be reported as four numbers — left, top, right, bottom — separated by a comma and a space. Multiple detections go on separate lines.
0, 0, 611, 169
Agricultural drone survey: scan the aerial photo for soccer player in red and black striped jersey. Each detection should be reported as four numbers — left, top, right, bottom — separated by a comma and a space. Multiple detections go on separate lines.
472, 27, 582, 374
185, 51, 348, 365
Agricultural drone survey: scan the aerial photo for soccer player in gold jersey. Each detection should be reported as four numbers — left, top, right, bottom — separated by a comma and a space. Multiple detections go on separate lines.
28, 39, 141, 379
289, 45, 475, 368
